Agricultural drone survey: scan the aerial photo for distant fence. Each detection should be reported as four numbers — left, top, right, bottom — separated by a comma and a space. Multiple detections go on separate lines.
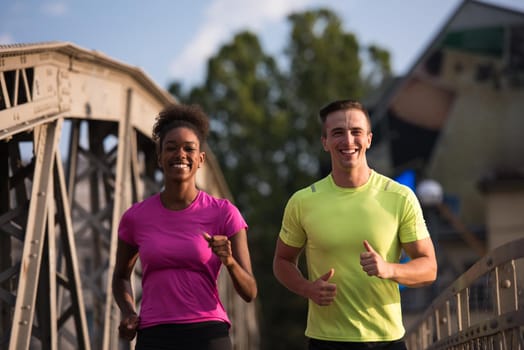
405, 238, 524, 349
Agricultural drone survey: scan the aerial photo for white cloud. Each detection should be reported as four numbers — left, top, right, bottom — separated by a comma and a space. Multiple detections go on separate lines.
0, 33, 14, 45
41, 2, 68, 17
169, 0, 314, 87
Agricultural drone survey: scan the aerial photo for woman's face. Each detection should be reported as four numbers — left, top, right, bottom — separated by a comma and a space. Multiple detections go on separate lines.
158, 126, 205, 183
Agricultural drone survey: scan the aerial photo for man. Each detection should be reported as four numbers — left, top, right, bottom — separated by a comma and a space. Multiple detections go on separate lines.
273, 99, 437, 350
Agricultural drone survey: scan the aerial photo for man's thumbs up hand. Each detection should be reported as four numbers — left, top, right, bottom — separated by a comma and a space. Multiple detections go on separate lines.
320, 268, 335, 281
308, 268, 337, 306
360, 240, 390, 279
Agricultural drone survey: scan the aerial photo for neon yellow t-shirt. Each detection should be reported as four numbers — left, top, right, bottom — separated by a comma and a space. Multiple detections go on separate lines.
279, 170, 429, 342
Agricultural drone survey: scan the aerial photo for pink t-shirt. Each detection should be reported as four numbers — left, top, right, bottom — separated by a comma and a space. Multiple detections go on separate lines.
118, 191, 248, 329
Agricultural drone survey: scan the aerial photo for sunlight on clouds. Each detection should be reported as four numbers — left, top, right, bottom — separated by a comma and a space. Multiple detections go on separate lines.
0, 33, 14, 45
169, 0, 314, 87
41, 2, 68, 16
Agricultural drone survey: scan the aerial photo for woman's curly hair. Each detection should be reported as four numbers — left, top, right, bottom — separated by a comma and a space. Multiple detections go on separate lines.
152, 103, 210, 152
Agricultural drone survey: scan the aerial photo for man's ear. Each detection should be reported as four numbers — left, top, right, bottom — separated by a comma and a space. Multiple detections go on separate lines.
321, 136, 329, 152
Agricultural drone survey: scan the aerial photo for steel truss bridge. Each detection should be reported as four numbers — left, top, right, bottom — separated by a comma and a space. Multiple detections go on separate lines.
0, 42, 258, 350
1, 42, 522, 350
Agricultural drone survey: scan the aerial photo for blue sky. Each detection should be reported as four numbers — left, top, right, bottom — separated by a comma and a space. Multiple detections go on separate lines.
2, 0, 524, 92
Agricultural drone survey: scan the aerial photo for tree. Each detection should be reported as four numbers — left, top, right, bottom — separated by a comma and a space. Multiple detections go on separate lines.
170, 8, 392, 350
362, 44, 393, 94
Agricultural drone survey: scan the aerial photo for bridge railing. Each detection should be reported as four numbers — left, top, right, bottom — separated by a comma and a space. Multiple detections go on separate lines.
405, 238, 524, 349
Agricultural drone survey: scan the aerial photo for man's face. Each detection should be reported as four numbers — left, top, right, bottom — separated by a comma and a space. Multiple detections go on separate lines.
321, 108, 372, 171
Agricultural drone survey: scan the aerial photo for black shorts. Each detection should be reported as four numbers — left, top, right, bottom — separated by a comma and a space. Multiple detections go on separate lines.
135, 321, 232, 350
308, 338, 407, 350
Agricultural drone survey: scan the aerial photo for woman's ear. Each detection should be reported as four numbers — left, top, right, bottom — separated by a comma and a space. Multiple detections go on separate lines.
157, 152, 162, 168
156, 144, 162, 168
199, 152, 206, 167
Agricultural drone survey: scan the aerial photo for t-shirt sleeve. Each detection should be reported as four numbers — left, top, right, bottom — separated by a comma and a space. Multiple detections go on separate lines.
399, 187, 430, 243
278, 193, 307, 248
118, 208, 138, 247
221, 200, 248, 238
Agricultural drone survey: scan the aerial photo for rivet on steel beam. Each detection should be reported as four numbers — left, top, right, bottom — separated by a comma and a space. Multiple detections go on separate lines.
490, 319, 498, 329
30, 253, 38, 258
38, 191, 46, 196
21, 305, 31, 310
31, 239, 39, 244
500, 280, 511, 289
19, 321, 28, 325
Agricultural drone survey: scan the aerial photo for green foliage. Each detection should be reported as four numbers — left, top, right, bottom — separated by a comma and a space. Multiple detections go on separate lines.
362, 44, 393, 93
171, 8, 391, 350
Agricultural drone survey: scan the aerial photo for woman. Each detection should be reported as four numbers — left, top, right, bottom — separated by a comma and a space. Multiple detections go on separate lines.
112, 103, 257, 350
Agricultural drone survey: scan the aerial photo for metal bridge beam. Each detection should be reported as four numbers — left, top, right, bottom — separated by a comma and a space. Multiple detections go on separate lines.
1, 42, 259, 350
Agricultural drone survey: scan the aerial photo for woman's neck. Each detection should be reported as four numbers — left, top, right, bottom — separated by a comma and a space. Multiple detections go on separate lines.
160, 183, 199, 210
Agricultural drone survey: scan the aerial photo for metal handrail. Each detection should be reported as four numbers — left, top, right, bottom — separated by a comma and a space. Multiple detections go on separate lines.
405, 238, 524, 349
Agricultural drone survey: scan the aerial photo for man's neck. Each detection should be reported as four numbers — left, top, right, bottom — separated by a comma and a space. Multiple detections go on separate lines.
331, 166, 372, 188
